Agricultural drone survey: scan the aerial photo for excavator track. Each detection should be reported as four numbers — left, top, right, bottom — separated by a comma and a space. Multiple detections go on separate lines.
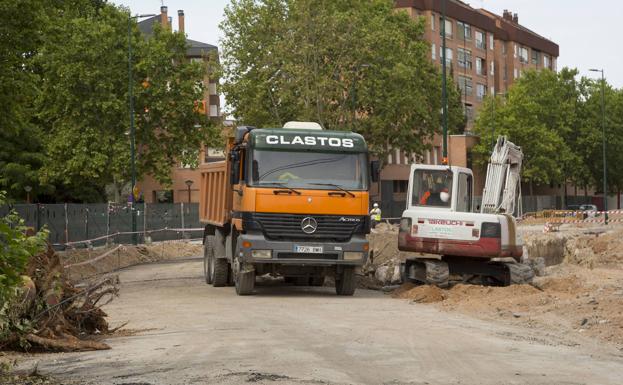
402, 259, 449, 288
504, 262, 535, 284
402, 257, 534, 287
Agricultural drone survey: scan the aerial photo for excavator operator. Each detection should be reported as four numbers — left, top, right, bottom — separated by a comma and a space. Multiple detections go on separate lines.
420, 179, 450, 207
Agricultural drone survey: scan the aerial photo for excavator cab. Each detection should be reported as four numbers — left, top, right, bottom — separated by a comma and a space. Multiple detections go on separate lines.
409, 165, 473, 213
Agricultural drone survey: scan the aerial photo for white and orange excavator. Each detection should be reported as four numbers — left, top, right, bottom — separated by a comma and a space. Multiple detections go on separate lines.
398, 136, 533, 287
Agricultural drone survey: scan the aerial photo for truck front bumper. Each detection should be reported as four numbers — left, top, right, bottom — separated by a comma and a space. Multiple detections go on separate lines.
237, 233, 369, 266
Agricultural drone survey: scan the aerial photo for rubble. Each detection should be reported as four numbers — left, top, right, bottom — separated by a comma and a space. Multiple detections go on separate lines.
1, 243, 118, 352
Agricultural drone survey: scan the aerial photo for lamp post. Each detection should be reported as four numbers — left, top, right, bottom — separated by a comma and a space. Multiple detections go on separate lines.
441, 0, 448, 164
185, 180, 194, 203
128, 13, 156, 245
24, 185, 32, 204
589, 68, 607, 224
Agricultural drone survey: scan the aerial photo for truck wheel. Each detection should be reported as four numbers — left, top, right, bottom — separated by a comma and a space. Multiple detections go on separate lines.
234, 258, 255, 295
203, 236, 214, 284
211, 257, 229, 287
335, 268, 356, 296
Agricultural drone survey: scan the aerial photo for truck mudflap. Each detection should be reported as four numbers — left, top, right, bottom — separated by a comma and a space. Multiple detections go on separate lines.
237, 233, 369, 266
398, 232, 522, 260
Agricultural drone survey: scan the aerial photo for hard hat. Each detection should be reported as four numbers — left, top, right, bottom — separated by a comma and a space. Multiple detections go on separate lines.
440, 191, 450, 203
373, 203, 379, 208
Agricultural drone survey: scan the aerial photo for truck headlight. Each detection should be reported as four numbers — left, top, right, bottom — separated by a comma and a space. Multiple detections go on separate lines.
343, 252, 363, 261
252, 249, 272, 259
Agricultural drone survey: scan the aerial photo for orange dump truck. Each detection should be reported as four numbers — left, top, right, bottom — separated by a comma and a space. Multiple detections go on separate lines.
199, 122, 378, 295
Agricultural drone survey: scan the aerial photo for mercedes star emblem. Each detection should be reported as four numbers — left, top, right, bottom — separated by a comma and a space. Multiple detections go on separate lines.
301, 217, 318, 234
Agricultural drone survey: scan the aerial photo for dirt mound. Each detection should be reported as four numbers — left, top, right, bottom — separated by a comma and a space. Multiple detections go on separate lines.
392, 283, 445, 303
535, 275, 584, 293
564, 229, 623, 267
61, 241, 202, 281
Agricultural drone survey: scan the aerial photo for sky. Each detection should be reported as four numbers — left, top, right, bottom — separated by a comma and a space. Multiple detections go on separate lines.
112, 0, 623, 90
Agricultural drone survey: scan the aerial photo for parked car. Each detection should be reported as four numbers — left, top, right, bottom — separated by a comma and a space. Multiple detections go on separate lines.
579, 204, 599, 218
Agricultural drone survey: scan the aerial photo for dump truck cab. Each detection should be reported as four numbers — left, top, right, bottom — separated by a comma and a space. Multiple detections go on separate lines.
200, 122, 376, 295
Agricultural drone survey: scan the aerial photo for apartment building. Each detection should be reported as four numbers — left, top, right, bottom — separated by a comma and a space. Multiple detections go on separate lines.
136, 6, 222, 203
374, 0, 559, 214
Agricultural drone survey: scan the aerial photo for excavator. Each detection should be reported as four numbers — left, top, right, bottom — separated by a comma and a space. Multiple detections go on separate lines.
398, 136, 533, 287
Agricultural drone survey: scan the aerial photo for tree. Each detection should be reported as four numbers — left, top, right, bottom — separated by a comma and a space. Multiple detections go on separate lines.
35, 3, 211, 201
581, 81, 623, 194
220, 0, 464, 162
472, 68, 583, 194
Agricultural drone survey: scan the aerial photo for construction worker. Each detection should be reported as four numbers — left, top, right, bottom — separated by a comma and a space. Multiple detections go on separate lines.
370, 203, 382, 229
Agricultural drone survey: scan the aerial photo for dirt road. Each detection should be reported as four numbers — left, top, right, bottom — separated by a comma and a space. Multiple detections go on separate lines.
17, 259, 623, 385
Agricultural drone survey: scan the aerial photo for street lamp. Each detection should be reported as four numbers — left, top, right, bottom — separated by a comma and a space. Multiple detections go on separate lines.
128, 13, 156, 245
185, 180, 194, 203
24, 185, 32, 204
589, 68, 607, 224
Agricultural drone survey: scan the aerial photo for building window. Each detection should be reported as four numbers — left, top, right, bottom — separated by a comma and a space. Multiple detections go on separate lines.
490, 60, 495, 76
514, 68, 518, 79
439, 17, 453, 38
519, 47, 529, 63
464, 104, 474, 123
503, 64, 507, 80
457, 21, 472, 40
476, 83, 486, 100
475, 31, 485, 49
513, 43, 517, 58
432, 43, 436, 60
552, 57, 557, 71
457, 48, 472, 69
209, 104, 218, 117
457, 75, 473, 96
431, 13, 435, 31
531, 49, 541, 65
502, 42, 507, 54
489, 34, 494, 50
544, 54, 551, 69
208, 82, 217, 95
490, 86, 495, 96
439, 46, 453, 65
475, 57, 486, 75
393, 180, 408, 194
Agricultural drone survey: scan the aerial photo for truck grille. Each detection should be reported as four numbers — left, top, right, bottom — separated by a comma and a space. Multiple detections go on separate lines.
250, 213, 365, 242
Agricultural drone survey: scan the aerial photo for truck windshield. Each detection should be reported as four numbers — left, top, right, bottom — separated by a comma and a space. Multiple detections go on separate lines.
250, 150, 368, 190
411, 169, 453, 208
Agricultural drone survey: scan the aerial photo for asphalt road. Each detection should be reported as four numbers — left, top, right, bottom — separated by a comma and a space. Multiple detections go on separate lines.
19, 259, 623, 385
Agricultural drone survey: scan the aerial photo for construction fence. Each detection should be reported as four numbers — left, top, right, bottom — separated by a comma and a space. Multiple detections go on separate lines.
0, 203, 204, 248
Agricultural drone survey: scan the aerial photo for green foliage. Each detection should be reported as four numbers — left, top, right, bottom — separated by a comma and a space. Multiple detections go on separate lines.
0, 192, 48, 339
1, 0, 215, 201
580, 81, 623, 192
134, 24, 214, 185
473, 68, 590, 188
220, 0, 464, 161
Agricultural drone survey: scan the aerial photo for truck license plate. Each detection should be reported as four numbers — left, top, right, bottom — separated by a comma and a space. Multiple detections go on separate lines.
294, 245, 323, 253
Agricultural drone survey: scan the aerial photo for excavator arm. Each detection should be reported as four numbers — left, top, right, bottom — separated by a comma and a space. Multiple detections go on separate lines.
480, 136, 523, 217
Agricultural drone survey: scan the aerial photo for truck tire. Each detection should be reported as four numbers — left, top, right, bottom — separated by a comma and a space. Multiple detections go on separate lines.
203, 236, 214, 284
233, 256, 255, 295
211, 257, 229, 287
335, 267, 356, 296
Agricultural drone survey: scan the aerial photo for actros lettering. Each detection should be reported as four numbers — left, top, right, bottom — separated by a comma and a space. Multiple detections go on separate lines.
265, 135, 354, 148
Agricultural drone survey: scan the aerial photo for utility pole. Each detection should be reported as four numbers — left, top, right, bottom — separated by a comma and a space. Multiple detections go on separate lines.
590, 68, 608, 224
128, 13, 155, 244
441, 0, 448, 164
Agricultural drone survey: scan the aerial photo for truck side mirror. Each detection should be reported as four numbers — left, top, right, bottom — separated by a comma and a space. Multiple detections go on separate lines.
370, 160, 380, 183
230, 151, 240, 185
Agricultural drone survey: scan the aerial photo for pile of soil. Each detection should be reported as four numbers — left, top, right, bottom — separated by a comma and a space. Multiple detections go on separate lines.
391, 263, 623, 347
61, 241, 202, 281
